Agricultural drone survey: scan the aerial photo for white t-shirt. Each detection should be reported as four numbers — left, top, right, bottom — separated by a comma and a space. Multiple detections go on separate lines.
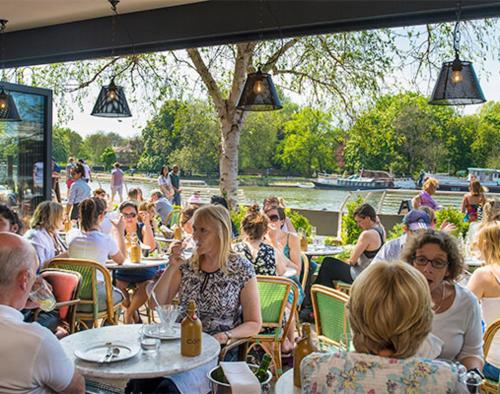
99, 214, 113, 234
24, 228, 56, 269
67, 229, 118, 282
432, 284, 484, 362
158, 175, 171, 187
0, 305, 74, 394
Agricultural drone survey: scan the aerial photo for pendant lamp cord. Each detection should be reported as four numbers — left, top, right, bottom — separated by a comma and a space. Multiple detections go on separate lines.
452, 1, 462, 56
0, 20, 7, 79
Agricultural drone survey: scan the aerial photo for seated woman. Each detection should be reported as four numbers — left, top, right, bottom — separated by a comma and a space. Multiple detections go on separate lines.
467, 221, 500, 382
235, 205, 286, 276
263, 195, 295, 233
140, 204, 261, 394
114, 201, 156, 324
401, 230, 484, 370
67, 198, 125, 313
314, 203, 385, 286
461, 180, 486, 223
0, 204, 23, 234
412, 177, 440, 210
302, 261, 467, 393
24, 201, 68, 269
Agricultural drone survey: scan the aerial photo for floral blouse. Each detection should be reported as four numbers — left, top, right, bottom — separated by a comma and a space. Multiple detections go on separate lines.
234, 242, 277, 276
178, 253, 255, 335
301, 351, 467, 394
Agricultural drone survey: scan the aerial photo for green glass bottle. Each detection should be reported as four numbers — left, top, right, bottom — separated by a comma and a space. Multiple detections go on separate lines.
254, 353, 272, 383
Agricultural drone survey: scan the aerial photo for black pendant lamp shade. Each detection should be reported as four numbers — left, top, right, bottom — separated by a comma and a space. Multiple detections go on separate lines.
237, 69, 282, 111
429, 55, 486, 106
91, 79, 132, 118
0, 86, 21, 122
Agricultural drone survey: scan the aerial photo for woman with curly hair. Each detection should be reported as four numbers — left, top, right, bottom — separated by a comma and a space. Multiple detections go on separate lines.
401, 230, 483, 370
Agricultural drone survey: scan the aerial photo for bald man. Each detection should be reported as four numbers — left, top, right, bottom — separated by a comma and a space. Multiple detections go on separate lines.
0, 233, 84, 393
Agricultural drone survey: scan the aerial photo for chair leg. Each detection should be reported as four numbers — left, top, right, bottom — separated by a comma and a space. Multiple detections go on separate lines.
272, 341, 283, 378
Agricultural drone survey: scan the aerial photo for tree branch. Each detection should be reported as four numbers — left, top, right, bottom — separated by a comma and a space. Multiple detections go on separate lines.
261, 38, 300, 73
186, 48, 226, 117
227, 42, 257, 116
68, 57, 121, 92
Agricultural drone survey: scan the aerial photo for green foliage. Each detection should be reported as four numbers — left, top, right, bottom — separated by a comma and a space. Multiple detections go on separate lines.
231, 206, 249, 235
52, 127, 85, 162
82, 131, 124, 164
100, 147, 117, 170
341, 196, 364, 245
435, 207, 469, 238
388, 223, 405, 240
284, 208, 312, 236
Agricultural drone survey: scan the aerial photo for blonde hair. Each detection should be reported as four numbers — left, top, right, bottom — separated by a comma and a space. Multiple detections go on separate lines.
29, 201, 64, 233
481, 199, 500, 225
348, 261, 433, 359
423, 177, 439, 193
192, 204, 235, 272
476, 221, 500, 265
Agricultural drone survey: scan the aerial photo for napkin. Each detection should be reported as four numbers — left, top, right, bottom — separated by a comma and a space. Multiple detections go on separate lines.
220, 362, 261, 394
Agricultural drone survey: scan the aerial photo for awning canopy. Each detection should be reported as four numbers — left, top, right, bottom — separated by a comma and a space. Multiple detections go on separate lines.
1, 0, 499, 68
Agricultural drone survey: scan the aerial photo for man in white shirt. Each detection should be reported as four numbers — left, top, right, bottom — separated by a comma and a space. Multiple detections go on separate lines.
0, 233, 84, 394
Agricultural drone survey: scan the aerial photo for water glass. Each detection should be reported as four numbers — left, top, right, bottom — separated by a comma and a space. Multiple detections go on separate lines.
29, 279, 56, 312
140, 336, 160, 355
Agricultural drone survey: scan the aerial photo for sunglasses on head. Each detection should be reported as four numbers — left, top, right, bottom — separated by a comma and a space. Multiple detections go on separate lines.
122, 212, 137, 219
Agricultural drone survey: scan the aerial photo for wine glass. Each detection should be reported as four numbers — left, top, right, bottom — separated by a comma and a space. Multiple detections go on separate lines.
29, 279, 56, 312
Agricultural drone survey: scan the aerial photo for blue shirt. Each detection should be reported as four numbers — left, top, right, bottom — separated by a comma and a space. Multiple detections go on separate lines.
67, 178, 91, 204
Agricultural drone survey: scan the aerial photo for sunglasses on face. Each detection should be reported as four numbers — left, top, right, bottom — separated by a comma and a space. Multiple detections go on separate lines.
122, 212, 137, 219
413, 255, 448, 269
267, 214, 280, 222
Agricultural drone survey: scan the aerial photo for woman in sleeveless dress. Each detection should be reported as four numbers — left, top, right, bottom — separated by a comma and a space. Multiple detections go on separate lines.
461, 180, 486, 223
314, 203, 385, 287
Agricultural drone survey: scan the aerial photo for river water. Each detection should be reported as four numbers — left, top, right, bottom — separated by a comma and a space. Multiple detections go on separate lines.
87, 178, 469, 214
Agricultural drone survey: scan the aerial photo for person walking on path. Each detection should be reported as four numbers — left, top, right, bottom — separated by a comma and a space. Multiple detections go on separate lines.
110, 162, 125, 203
157, 165, 173, 200
169, 165, 182, 206
65, 164, 91, 221
78, 159, 92, 183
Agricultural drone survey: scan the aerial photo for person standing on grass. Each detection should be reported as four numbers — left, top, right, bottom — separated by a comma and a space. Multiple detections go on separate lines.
169, 165, 182, 206
110, 162, 125, 203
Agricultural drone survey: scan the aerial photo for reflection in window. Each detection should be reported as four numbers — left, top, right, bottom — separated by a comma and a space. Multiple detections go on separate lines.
0, 88, 49, 230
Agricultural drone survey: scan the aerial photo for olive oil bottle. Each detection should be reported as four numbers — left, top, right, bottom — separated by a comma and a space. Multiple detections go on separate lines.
294, 323, 317, 387
181, 300, 202, 356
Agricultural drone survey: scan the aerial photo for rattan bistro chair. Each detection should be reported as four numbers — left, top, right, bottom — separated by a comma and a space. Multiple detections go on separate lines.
47, 258, 122, 330
311, 284, 351, 351
482, 318, 500, 394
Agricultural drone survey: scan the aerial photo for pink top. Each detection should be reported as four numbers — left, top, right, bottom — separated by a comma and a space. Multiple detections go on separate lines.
420, 191, 439, 210
111, 168, 124, 186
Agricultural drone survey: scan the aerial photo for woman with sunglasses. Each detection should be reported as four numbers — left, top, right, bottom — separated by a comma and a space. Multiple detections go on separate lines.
401, 230, 483, 371
115, 201, 156, 323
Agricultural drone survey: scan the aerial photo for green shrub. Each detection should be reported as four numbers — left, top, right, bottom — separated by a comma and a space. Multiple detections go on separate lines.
388, 223, 405, 240
341, 196, 364, 245
435, 207, 469, 237
285, 208, 312, 236
231, 206, 249, 234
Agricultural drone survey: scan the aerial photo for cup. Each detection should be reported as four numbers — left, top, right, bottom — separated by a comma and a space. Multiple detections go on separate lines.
140, 336, 160, 355
29, 279, 56, 312
156, 304, 180, 335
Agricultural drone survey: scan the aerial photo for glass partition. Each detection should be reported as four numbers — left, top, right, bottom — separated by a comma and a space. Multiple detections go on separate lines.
0, 82, 52, 231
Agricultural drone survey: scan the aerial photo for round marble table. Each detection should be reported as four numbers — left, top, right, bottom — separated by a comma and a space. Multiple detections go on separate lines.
61, 324, 220, 381
105, 257, 168, 270
275, 369, 300, 394
305, 245, 343, 257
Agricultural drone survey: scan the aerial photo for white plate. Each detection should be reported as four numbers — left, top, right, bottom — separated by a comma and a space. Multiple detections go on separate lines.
74, 341, 140, 363
141, 256, 167, 261
143, 323, 181, 340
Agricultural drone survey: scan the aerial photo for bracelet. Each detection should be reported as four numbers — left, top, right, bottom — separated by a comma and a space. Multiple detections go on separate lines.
224, 331, 232, 342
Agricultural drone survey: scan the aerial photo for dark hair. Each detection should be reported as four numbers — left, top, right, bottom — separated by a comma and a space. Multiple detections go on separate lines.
263, 196, 285, 210
241, 204, 268, 240
0, 204, 18, 231
113, 162, 120, 168
354, 203, 377, 222
264, 204, 286, 220
119, 200, 138, 213
73, 163, 85, 176
79, 197, 107, 232
160, 165, 169, 176
93, 187, 106, 197
180, 206, 198, 226
401, 229, 464, 282
210, 195, 229, 210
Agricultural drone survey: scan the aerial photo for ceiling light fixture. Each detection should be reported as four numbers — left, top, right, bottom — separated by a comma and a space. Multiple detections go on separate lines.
429, 2, 486, 106
91, 0, 132, 117
0, 20, 21, 122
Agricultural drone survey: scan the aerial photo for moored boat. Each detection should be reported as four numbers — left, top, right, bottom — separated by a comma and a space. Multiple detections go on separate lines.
421, 168, 500, 192
313, 170, 396, 190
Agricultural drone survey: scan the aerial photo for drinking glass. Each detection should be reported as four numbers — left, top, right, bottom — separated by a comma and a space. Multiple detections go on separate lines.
138, 328, 160, 355
156, 304, 180, 335
29, 279, 56, 312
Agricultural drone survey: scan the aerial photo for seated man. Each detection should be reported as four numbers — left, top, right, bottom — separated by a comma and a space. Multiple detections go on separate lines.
0, 233, 84, 393
150, 190, 172, 225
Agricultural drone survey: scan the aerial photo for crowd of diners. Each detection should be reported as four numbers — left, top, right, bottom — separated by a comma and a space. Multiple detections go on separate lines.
0, 175, 498, 392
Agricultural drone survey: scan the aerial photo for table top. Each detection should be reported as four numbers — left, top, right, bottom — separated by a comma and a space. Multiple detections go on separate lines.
275, 369, 300, 394
305, 244, 343, 256
61, 324, 220, 380
105, 257, 168, 270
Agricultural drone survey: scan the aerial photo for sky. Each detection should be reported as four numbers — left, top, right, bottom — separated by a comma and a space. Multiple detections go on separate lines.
63, 25, 500, 138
